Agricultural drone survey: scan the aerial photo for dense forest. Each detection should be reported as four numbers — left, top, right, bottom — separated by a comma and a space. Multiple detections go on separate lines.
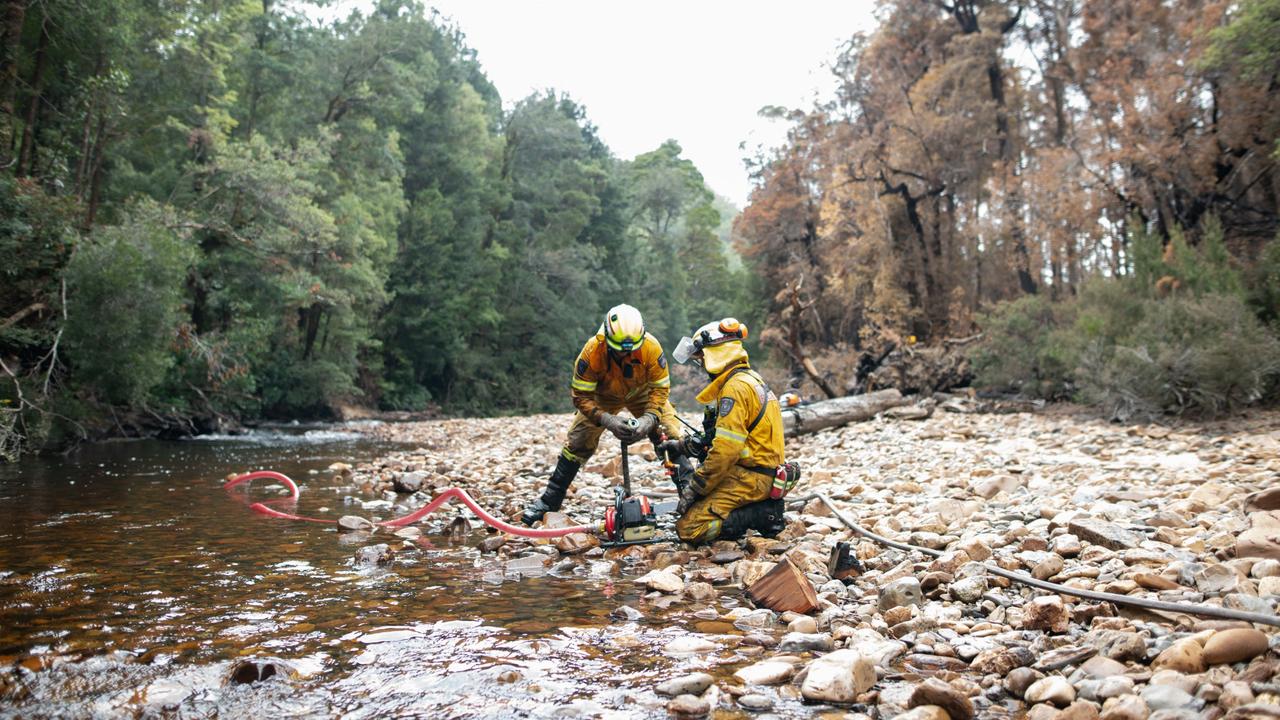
0, 0, 756, 457
1, 0, 1278, 459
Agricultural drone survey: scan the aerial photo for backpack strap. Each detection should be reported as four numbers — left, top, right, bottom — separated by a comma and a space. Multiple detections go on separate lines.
726, 366, 774, 434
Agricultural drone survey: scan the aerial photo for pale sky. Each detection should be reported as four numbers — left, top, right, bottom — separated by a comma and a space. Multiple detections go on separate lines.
349, 1, 879, 206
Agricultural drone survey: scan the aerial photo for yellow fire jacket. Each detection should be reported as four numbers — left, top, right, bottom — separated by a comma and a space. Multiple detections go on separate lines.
570, 332, 671, 423
691, 361, 785, 496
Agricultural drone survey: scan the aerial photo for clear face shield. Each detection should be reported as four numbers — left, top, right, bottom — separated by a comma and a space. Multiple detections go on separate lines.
672, 336, 699, 365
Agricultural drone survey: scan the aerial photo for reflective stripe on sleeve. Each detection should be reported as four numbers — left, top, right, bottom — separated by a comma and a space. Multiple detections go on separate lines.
716, 427, 748, 444
571, 377, 597, 392
649, 376, 671, 388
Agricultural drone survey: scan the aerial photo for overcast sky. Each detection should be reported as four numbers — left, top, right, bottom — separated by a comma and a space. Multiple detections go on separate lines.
351, 1, 879, 207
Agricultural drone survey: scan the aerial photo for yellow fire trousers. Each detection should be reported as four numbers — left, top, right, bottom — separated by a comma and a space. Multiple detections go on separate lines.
675, 465, 772, 544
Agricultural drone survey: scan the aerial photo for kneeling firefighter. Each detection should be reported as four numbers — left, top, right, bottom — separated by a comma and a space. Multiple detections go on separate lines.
522, 304, 683, 526
664, 318, 798, 544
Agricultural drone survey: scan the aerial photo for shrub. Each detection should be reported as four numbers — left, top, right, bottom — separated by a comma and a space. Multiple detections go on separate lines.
64, 203, 194, 405
970, 294, 1077, 399
1076, 292, 1280, 419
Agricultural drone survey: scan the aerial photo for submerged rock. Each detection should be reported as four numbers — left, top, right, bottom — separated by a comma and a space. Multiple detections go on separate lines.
656, 672, 714, 697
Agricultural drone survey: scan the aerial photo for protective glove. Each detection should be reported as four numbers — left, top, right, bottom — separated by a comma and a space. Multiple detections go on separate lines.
676, 477, 701, 517
628, 412, 657, 442
599, 412, 632, 441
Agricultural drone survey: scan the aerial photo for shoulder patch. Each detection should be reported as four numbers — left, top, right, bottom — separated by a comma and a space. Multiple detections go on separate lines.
658, 354, 667, 369
718, 397, 735, 417
576, 358, 589, 376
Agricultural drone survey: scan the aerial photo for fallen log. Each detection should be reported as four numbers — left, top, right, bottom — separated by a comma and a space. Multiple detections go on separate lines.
780, 388, 908, 437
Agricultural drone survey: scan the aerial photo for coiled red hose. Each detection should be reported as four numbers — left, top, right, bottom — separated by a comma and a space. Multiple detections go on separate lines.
224, 470, 594, 538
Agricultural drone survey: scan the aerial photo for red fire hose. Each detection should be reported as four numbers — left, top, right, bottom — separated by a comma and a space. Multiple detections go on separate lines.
224, 470, 594, 538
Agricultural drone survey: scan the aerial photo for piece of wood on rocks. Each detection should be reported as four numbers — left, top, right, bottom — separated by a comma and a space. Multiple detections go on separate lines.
747, 557, 818, 614
827, 541, 864, 580
780, 388, 908, 437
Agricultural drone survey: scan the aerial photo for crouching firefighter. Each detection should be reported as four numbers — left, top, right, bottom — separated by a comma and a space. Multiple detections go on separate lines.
522, 304, 683, 526
663, 318, 799, 544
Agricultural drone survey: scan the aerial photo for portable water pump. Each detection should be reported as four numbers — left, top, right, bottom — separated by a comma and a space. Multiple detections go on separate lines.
599, 485, 660, 547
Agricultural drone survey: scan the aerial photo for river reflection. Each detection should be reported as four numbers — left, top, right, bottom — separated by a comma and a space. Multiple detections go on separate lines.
0, 427, 814, 718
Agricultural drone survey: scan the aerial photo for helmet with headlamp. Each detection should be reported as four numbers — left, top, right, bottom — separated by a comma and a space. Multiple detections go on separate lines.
673, 318, 749, 372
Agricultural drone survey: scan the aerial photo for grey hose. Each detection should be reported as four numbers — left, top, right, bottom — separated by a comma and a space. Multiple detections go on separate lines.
806, 493, 1280, 629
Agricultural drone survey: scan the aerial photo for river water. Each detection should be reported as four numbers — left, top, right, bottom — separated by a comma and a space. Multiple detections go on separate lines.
0, 426, 823, 719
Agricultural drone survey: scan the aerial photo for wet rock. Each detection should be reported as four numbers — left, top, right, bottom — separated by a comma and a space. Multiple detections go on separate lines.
843, 629, 909, 666
445, 516, 471, 540
737, 693, 774, 710
1058, 700, 1103, 720
656, 672, 714, 696
896, 706, 951, 720
635, 569, 684, 594
909, 677, 974, 720
610, 605, 644, 621
354, 543, 394, 567
733, 560, 776, 587
732, 608, 777, 630
1069, 519, 1144, 551
971, 646, 1035, 676
666, 693, 709, 716
733, 660, 794, 685
338, 515, 375, 533
799, 649, 876, 704
685, 581, 716, 602
1151, 638, 1205, 674
393, 526, 421, 540
1005, 666, 1046, 697
505, 554, 551, 575
479, 535, 507, 552
227, 657, 295, 685
879, 577, 924, 611
777, 632, 834, 653
664, 636, 718, 655
1202, 628, 1269, 665
1026, 676, 1076, 706
788, 616, 817, 634
555, 532, 599, 555
1139, 684, 1198, 712
1023, 595, 1070, 633
393, 471, 425, 493
712, 549, 744, 564
1100, 694, 1149, 720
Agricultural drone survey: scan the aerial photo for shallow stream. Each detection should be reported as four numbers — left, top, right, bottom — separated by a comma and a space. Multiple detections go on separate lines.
0, 425, 837, 718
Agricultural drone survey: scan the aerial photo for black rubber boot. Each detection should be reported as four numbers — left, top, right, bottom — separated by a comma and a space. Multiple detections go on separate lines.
717, 499, 786, 541
521, 455, 581, 526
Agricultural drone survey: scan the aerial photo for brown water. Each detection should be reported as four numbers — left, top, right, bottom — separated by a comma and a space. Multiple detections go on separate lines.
0, 425, 845, 718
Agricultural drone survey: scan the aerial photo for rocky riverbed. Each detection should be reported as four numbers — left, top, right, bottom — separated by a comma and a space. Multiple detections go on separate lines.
338, 403, 1280, 719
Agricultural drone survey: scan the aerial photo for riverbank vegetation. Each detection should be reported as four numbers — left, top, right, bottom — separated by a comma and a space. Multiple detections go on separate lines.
2, 0, 1278, 459
0, 0, 755, 458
